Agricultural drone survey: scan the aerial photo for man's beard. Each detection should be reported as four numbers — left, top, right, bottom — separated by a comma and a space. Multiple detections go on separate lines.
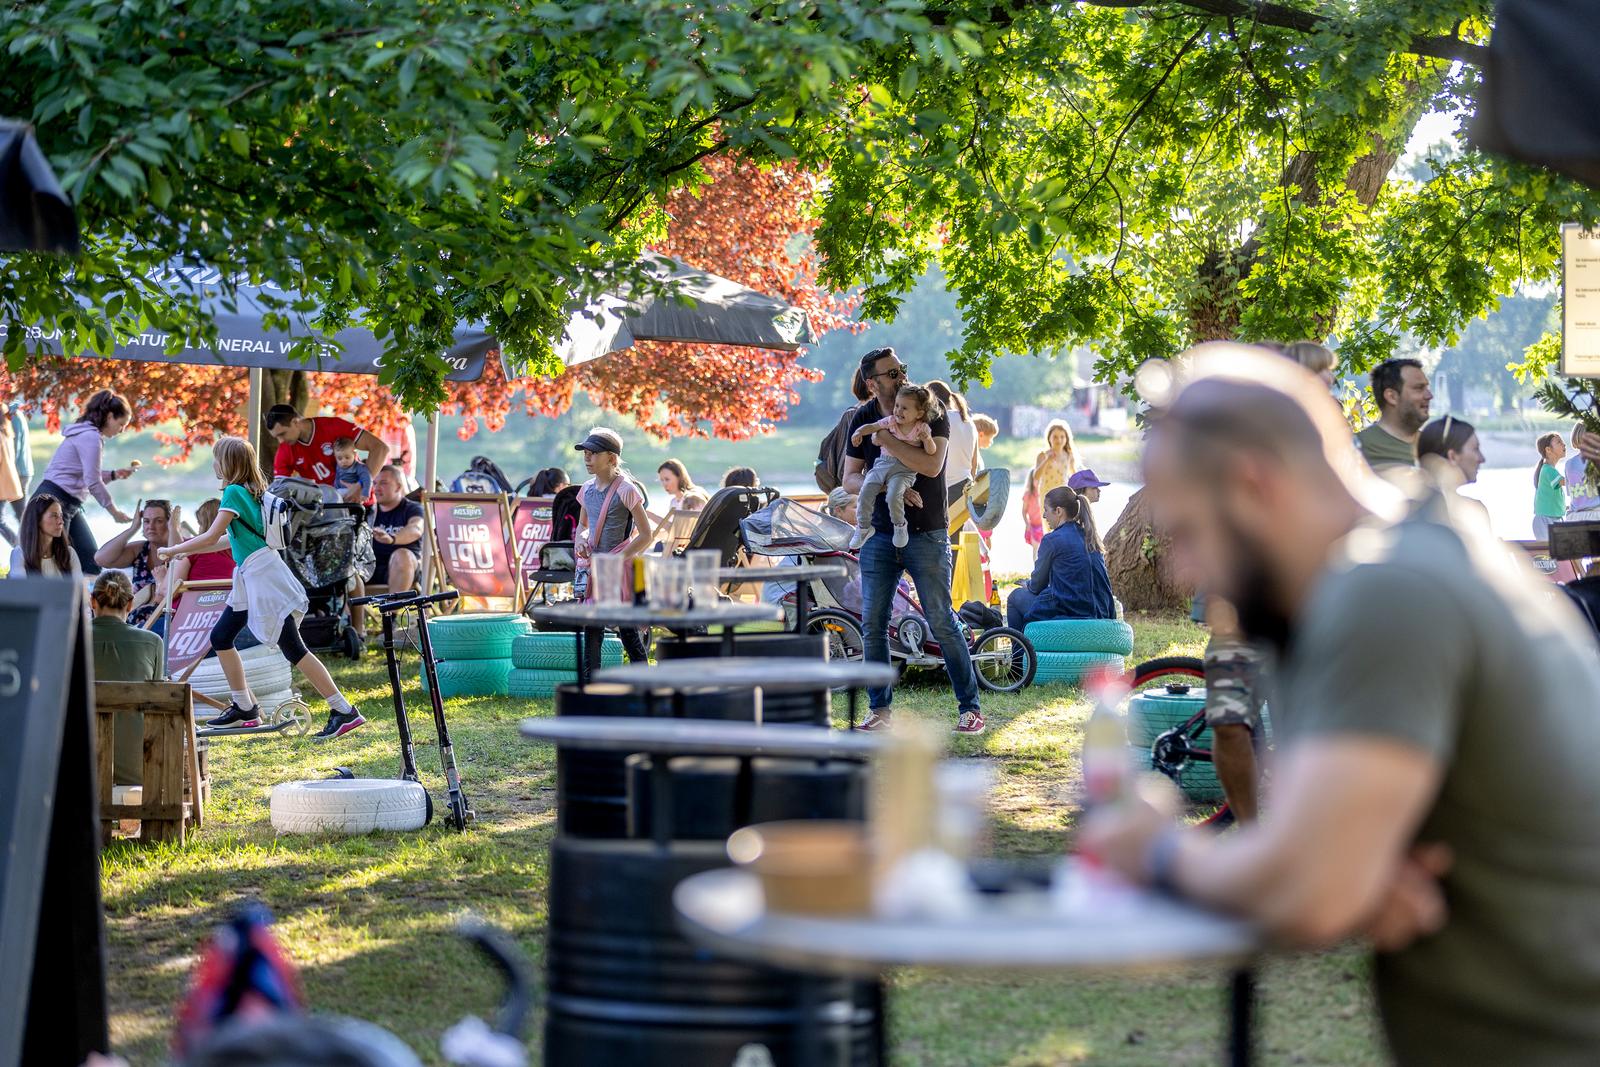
1219, 513, 1294, 653
1401, 403, 1429, 435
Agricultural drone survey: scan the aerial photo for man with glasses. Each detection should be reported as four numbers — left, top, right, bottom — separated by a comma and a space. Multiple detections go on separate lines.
832, 347, 983, 734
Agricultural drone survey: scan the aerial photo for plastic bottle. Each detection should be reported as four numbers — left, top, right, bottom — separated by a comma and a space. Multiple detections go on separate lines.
1080, 677, 1132, 809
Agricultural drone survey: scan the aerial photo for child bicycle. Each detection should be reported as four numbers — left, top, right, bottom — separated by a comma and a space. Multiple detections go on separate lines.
1123, 656, 1236, 828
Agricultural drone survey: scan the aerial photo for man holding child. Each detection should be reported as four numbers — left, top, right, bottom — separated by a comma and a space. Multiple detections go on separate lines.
832, 347, 984, 735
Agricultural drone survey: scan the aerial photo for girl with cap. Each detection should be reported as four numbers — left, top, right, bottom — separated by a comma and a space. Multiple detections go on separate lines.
1067, 468, 1110, 503
574, 427, 653, 671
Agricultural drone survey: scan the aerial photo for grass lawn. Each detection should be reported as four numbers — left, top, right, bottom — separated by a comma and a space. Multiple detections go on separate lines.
100, 609, 1384, 1065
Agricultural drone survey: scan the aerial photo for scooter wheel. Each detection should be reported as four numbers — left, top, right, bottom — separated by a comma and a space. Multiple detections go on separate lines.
449, 795, 470, 832
276, 699, 311, 736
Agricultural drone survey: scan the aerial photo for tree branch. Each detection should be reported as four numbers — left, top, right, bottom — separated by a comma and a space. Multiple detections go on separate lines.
932, 0, 1488, 67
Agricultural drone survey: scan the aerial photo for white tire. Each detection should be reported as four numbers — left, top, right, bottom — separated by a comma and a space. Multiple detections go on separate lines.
270, 779, 431, 835
187, 645, 293, 704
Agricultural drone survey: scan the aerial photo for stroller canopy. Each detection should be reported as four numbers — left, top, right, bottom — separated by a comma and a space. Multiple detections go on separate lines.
741, 498, 854, 557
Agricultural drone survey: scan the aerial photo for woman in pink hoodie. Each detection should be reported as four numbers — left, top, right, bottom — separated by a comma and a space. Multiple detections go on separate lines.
34, 389, 138, 574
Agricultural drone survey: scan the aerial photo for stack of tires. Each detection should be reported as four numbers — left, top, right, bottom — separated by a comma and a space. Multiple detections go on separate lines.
421, 613, 532, 698
187, 644, 296, 715
1023, 619, 1134, 685
506, 632, 624, 699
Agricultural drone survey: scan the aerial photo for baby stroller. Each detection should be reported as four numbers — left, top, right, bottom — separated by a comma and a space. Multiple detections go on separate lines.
741, 498, 1037, 691
266, 476, 376, 660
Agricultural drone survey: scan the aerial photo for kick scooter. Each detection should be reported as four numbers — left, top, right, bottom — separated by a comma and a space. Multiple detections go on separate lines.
352, 588, 475, 831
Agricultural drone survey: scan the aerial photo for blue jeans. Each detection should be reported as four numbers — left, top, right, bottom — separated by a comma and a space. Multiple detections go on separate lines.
860, 529, 980, 714
1005, 587, 1037, 631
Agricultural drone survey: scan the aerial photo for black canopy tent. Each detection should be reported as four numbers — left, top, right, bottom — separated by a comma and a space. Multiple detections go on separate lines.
0, 120, 79, 254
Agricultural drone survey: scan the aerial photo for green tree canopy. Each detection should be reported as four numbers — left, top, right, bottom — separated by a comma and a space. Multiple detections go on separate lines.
3, 0, 1595, 412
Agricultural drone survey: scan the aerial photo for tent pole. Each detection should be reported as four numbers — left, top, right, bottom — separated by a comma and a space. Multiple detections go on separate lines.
245, 367, 262, 454
421, 414, 439, 592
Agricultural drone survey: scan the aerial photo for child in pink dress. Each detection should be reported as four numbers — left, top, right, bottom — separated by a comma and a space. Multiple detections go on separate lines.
849, 383, 939, 549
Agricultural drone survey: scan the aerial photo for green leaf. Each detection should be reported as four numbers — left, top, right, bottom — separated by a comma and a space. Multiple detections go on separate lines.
502, 289, 519, 314
225, 127, 249, 158
399, 53, 420, 97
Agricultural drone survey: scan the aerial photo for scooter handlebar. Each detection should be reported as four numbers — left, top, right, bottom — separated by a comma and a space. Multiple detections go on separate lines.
352, 589, 461, 611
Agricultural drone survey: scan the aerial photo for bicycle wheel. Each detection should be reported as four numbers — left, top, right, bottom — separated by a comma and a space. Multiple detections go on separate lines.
971, 627, 1037, 693
804, 609, 865, 664
1123, 655, 1234, 826
1125, 655, 1204, 693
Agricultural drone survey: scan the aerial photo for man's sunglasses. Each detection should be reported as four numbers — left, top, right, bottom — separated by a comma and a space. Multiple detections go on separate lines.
871, 364, 908, 382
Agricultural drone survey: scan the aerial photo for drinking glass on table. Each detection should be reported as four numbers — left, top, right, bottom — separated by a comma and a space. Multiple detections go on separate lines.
649, 556, 690, 612
687, 550, 720, 609
593, 553, 627, 606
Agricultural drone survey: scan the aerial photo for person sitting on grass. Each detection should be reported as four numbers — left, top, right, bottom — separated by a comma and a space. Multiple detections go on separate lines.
1005, 486, 1114, 629
89, 570, 165, 788
160, 436, 366, 741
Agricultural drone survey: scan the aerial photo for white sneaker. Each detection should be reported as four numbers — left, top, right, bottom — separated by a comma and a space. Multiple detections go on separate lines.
849, 525, 873, 550
892, 523, 909, 548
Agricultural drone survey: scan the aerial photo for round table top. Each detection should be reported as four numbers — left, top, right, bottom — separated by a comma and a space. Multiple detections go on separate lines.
674, 867, 1260, 977
596, 656, 895, 692
519, 716, 881, 758
527, 601, 783, 628
717, 564, 847, 583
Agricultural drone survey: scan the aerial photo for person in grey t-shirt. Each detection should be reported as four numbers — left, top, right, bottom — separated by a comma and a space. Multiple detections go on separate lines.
1085, 344, 1600, 1066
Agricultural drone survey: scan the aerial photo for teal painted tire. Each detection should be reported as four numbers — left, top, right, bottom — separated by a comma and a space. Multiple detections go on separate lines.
508, 667, 578, 700
511, 633, 621, 671
1032, 651, 1125, 685
1127, 688, 1209, 747
421, 657, 513, 698
426, 614, 532, 660
1023, 619, 1134, 655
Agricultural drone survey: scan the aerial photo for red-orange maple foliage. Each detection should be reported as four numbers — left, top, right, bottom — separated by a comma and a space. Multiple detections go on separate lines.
0, 156, 856, 461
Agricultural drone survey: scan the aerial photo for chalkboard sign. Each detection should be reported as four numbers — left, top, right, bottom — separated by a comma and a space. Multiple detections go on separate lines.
0, 578, 109, 1066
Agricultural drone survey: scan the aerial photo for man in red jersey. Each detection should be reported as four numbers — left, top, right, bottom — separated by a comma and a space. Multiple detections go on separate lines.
264, 405, 389, 493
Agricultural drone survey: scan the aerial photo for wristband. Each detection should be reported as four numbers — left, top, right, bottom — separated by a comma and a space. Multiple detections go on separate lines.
1144, 827, 1185, 899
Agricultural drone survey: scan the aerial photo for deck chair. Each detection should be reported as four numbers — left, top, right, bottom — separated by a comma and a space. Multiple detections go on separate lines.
649, 508, 702, 556
94, 681, 206, 844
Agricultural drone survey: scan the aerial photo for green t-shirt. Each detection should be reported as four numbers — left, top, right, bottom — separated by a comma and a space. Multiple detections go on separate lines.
1354, 423, 1417, 470
1273, 493, 1600, 1063
1535, 462, 1567, 518
218, 483, 268, 565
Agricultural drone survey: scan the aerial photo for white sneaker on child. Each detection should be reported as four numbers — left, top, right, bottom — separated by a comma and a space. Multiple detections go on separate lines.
892, 523, 909, 548
849, 525, 873, 551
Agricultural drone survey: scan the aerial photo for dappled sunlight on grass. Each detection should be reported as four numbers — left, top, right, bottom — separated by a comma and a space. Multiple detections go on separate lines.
98, 610, 1387, 1066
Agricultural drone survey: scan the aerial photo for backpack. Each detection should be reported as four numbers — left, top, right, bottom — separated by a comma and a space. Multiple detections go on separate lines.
814, 405, 859, 493
260, 476, 337, 551
450, 455, 513, 494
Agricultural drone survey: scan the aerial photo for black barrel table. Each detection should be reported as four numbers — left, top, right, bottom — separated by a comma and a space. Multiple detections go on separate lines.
596, 657, 896, 729
715, 563, 847, 633
522, 718, 887, 1067
528, 600, 784, 685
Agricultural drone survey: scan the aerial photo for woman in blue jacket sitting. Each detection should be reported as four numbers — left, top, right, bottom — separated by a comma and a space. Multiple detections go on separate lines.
1006, 486, 1114, 628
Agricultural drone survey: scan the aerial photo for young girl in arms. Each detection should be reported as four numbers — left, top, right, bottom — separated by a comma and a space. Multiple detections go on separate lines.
849, 383, 941, 550
159, 437, 365, 740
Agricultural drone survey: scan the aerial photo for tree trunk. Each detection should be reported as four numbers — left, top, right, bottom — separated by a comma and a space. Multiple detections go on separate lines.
253, 369, 308, 474
1110, 130, 1411, 611
1104, 487, 1191, 611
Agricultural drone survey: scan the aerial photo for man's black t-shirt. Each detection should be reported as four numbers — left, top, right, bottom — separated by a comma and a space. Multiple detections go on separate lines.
843, 399, 949, 535
372, 499, 425, 572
